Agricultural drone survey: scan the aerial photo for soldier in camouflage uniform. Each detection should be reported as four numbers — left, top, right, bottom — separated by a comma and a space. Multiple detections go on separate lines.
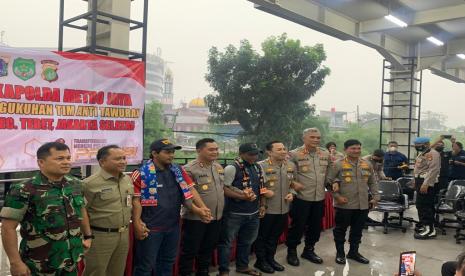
0, 142, 89, 276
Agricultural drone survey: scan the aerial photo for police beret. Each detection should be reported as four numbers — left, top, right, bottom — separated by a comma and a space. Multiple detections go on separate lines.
414, 137, 430, 144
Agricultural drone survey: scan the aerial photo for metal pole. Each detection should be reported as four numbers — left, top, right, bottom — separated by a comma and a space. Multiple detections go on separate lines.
90, 0, 98, 53
417, 70, 423, 136
142, 0, 148, 62
407, 58, 414, 163
379, 59, 386, 148
58, 0, 65, 51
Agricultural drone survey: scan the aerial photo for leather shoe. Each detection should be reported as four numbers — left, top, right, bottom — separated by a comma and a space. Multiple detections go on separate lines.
335, 252, 346, 265
254, 261, 274, 274
347, 251, 369, 264
287, 249, 300, 266
268, 259, 285, 272
301, 249, 323, 264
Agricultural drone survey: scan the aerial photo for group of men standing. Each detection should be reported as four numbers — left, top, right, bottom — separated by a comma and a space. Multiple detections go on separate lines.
1, 127, 383, 276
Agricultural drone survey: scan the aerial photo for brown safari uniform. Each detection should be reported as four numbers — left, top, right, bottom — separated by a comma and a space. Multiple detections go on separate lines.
327, 157, 380, 250
179, 160, 225, 275
414, 148, 440, 228
255, 158, 297, 263
286, 146, 332, 251
82, 169, 134, 276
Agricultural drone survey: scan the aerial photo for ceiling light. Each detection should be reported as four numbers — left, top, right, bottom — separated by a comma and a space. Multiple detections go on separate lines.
385, 14, 408, 28
427, 36, 444, 46
457, 54, 465, 60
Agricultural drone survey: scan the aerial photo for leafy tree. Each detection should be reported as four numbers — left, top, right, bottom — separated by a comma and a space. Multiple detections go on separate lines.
205, 33, 330, 148
143, 101, 172, 157
324, 123, 380, 156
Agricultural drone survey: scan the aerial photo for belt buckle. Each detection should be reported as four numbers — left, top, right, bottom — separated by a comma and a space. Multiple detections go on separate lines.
118, 226, 126, 233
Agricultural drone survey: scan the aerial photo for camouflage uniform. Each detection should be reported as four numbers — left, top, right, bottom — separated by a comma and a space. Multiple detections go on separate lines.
0, 172, 84, 275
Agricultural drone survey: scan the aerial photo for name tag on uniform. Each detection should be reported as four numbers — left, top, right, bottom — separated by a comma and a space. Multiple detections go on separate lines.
101, 187, 113, 193
126, 195, 132, 207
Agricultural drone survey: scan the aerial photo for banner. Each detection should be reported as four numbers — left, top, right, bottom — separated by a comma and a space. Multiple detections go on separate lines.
0, 47, 145, 172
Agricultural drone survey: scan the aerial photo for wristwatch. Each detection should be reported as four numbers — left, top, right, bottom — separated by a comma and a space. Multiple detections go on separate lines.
83, 234, 95, 240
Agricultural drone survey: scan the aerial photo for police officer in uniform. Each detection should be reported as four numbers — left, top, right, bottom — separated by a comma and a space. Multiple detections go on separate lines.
413, 137, 440, 240
363, 149, 389, 183
179, 138, 224, 276
254, 141, 296, 273
286, 128, 332, 266
0, 142, 89, 276
81, 145, 133, 276
327, 139, 379, 265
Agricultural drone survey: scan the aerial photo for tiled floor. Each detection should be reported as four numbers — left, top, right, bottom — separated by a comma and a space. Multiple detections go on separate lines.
1, 208, 463, 276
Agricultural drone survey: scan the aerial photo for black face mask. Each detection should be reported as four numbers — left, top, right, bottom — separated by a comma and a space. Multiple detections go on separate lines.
415, 146, 426, 152
436, 146, 444, 152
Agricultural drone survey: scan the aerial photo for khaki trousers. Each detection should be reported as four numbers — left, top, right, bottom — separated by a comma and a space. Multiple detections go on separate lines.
83, 229, 129, 276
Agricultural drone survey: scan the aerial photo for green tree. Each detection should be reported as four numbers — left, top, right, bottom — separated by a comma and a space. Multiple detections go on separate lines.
205, 33, 330, 148
143, 101, 172, 157
325, 123, 380, 156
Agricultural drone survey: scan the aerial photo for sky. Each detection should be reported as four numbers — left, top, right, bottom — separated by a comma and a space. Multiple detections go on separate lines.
2, 0, 465, 127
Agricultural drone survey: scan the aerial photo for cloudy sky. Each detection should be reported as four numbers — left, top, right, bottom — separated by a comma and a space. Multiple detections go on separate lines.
2, 0, 464, 127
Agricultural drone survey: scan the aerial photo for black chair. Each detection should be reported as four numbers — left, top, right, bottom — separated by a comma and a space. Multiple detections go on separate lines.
389, 176, 419, 225
366, 180, 407, 234
435, 180, 465, 235
455, 210, 465, 244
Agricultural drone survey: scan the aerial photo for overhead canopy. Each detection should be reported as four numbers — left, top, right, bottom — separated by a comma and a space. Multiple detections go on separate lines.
249, 0, 465, 83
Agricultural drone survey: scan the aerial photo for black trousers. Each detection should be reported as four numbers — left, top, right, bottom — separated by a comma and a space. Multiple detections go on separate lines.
415, 178, 436, 227
254, 213, 288, 262
179, 219, 221, 275
333, 208, 369, 245
286, 198, 325, 249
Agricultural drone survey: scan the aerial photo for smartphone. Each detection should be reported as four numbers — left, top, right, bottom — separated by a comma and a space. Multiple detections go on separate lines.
443, 134, 452, 139
399, 251, 416, 276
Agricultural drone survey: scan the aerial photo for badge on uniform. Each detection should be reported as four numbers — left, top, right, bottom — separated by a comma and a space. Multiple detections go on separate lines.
126, 194, 132, 207
202, 184, 209, 191
269, 181, 275, 187
301, 166, 308, 172
345, 177, 352, 183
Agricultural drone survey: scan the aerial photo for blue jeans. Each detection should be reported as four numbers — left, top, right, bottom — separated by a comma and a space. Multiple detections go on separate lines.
133, 227, 180, 276
217, 212, 260, 273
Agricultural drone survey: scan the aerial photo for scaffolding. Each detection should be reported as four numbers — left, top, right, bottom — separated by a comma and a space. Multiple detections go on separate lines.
379, 58, 423, 165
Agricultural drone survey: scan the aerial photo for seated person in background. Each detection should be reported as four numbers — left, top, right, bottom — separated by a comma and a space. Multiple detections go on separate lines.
363, 149, 390, 183
326, 142, 345, 162
384, 141, 409, 180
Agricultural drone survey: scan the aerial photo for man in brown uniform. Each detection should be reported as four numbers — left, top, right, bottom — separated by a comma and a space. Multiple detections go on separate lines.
327, 139, 379, 265
81, 145, 133, 276
412, 137, 440, 240
179, 138, 224, 276
286, 128, 332, 266
362, 149, 389, 183
254, 140, 296, 273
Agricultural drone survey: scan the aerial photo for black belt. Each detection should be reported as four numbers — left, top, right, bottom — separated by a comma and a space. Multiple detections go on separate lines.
91, 225, 128, 233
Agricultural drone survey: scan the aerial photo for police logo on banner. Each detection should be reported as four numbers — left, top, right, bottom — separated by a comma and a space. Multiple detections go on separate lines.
41, 60, 59, 82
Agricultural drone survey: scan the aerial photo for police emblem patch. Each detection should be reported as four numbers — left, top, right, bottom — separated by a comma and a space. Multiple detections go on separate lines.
13, 57, 36, 81
0, 56, 9, 77
41, 60, 59, 82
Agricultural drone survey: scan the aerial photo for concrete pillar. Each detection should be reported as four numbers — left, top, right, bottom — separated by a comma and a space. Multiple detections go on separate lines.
86, 0, 131, 59
84, 0, 131, 176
